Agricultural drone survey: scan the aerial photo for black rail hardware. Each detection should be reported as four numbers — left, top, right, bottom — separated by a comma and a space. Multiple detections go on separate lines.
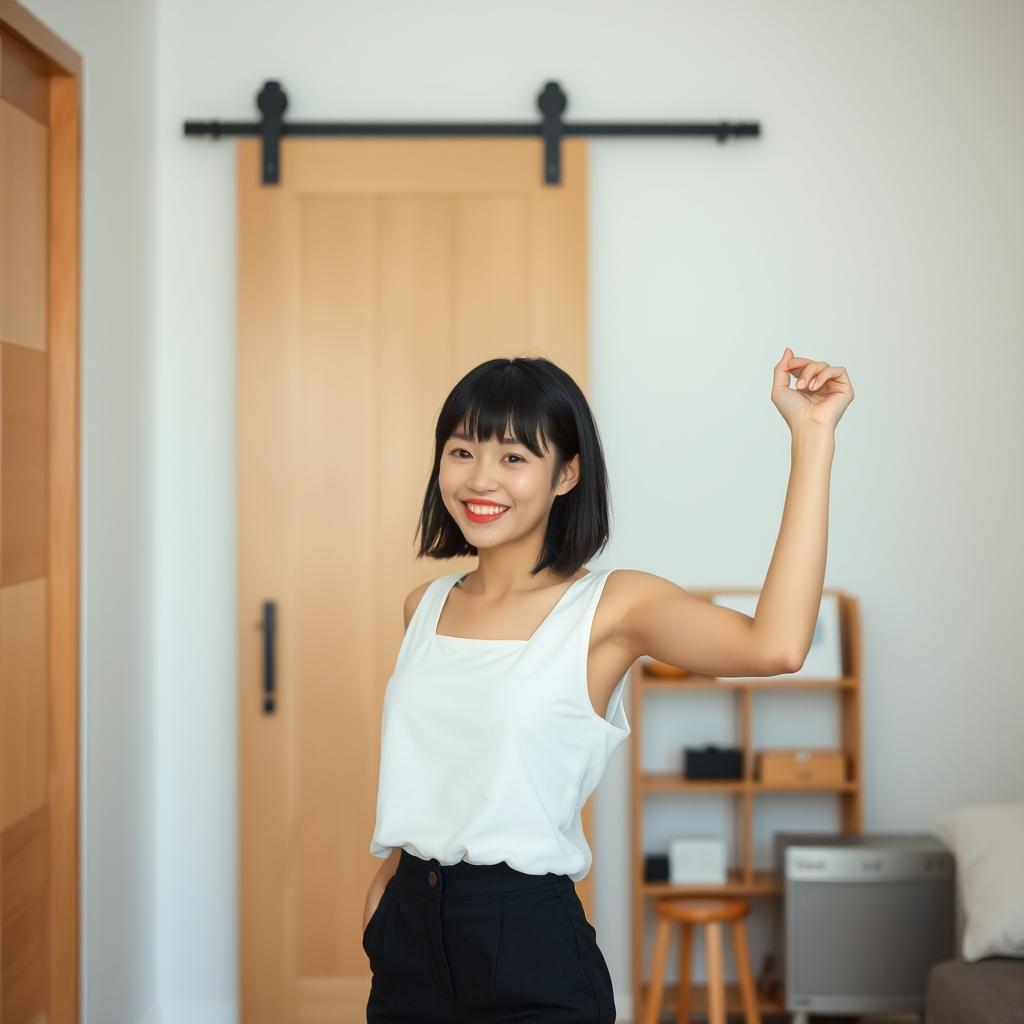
184, 79, 761, 187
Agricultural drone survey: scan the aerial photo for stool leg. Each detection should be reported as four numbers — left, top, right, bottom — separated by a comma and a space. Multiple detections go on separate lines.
705, 922, 726, 1024
643, 918, 672, 1024
730, 919, 762, 1024
676, 922, 694, 1024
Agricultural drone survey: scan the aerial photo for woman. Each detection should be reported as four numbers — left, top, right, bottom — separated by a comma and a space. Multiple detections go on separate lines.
362, 349, 854, 1022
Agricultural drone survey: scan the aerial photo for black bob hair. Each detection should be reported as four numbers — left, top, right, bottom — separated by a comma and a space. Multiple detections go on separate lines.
414, 356, 612, 578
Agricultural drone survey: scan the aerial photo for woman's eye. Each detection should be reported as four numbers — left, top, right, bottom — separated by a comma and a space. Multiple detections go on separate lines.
448, 448, 525, 464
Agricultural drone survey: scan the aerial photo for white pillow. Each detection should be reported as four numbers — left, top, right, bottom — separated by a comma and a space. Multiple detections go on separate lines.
933, 801, 1024, 961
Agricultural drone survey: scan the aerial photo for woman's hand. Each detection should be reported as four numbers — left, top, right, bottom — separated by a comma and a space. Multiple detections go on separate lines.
362, 892, 382, 933
772, 347, 854, 434
363, 870, 395, 933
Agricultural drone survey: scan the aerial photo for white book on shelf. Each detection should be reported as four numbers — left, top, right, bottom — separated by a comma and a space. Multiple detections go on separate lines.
668, 836, 728, 885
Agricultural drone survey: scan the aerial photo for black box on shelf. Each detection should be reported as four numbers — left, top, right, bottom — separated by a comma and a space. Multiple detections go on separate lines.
643, 853, 669, 882
683, 744, 743, 780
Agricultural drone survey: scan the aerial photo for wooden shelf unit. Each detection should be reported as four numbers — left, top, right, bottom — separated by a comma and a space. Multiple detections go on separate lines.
628, 587, 862, 1022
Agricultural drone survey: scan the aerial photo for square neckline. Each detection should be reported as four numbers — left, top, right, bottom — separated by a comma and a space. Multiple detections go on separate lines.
432, 569, 596, 646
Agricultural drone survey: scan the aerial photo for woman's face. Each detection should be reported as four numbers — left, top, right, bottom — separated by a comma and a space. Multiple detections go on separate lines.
438, 425, 579, 549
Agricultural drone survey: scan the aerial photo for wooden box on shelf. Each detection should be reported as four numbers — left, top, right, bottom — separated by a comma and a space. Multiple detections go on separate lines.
756, 749, 847, 786
629, 586, 861, 1023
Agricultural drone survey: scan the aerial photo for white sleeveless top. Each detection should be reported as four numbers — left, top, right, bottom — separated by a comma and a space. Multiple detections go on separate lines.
368, 567, 630, 881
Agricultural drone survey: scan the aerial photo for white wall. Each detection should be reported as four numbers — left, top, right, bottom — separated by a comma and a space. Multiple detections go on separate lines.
21, 0, 1024, 1020
154, 2, 1024, 1019
18, 0, 159, 1022
153, 2, 1024, 1020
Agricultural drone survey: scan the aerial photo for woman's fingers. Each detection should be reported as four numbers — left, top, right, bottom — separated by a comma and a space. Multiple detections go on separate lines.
795, 361, 829, 389
779, 350, 842, 394
808, 367, 836, 390
813, 367, 848, 391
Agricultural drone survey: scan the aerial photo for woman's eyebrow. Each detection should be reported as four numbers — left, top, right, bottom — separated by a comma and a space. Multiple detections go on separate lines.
451, 431, 523, 446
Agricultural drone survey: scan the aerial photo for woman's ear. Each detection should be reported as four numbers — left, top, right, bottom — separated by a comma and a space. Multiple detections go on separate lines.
556, 453, 581, 497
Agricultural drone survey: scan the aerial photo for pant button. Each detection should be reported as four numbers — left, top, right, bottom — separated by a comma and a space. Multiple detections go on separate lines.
427, 870, 438, 887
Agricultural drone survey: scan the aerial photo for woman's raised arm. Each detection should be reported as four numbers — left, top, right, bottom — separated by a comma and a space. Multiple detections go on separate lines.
616, 348, 853, 679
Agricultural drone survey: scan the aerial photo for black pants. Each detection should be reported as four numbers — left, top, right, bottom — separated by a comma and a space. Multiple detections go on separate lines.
362, 849, 617, 1023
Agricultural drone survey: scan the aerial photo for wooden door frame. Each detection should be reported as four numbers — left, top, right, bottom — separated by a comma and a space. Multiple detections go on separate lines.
0, 2, 82, 1021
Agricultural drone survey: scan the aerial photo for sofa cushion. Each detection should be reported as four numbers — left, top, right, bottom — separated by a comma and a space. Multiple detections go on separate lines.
927, 957, 1024, 1024
934, 801, 1024, 961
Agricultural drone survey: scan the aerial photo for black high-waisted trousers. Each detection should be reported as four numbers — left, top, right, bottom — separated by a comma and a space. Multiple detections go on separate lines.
362, 848, 617, 1023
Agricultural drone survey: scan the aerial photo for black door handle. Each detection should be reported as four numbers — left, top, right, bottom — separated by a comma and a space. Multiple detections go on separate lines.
261, 600, 276, 714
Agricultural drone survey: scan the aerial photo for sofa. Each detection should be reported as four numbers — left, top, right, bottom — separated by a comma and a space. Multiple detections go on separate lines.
926, 956, 1024, 1024
926, 802, 1024, 1024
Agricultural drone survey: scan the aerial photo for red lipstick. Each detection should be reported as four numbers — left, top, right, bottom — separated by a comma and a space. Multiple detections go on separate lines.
461, 499, 510, 523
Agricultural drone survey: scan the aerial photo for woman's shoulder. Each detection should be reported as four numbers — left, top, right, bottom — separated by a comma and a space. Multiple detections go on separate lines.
595, 568, 683, 645
602, 567, 675, 596
600, 567, 707, 622
404, 579, 432, 630
403, 573, 457, 629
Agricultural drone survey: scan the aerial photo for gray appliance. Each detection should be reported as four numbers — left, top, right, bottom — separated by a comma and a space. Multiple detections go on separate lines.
774, 831, 956, 1023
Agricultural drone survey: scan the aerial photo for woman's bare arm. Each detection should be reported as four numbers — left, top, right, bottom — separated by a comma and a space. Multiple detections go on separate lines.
746, 427, 836, 669
615, 570, 794, 677
615, 431, 834, 676
617, 350, 851, 678
363, 849, 400, 930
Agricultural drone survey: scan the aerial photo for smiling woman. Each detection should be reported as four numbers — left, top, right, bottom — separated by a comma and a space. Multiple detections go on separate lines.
362, 349, 848, 1022
362, 356, 624, 1023
416, 356, 611, 579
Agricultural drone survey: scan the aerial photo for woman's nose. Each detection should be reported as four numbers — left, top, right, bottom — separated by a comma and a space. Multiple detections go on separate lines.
467, 466, 499, 489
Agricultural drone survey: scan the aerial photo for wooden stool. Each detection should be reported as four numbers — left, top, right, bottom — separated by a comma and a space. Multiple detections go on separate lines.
642, 897, 761, 1024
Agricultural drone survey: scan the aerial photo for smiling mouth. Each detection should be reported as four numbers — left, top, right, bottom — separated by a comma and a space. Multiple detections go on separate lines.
461, 500, 510, 522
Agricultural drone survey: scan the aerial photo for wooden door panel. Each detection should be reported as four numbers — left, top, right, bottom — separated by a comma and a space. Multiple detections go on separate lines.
239, 136, 591, 1021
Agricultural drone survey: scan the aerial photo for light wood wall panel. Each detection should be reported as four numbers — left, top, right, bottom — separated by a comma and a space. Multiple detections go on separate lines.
0, 8, 82, 1023
0, 97, 48, 351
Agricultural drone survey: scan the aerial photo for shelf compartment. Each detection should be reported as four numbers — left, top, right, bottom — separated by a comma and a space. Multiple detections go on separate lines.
640, 772, 857, 793
640, 868, 782, 897
641, 673, 857, 690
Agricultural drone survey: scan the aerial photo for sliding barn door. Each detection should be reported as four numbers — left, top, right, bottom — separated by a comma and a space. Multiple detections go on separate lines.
237, 137, 594, 1021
